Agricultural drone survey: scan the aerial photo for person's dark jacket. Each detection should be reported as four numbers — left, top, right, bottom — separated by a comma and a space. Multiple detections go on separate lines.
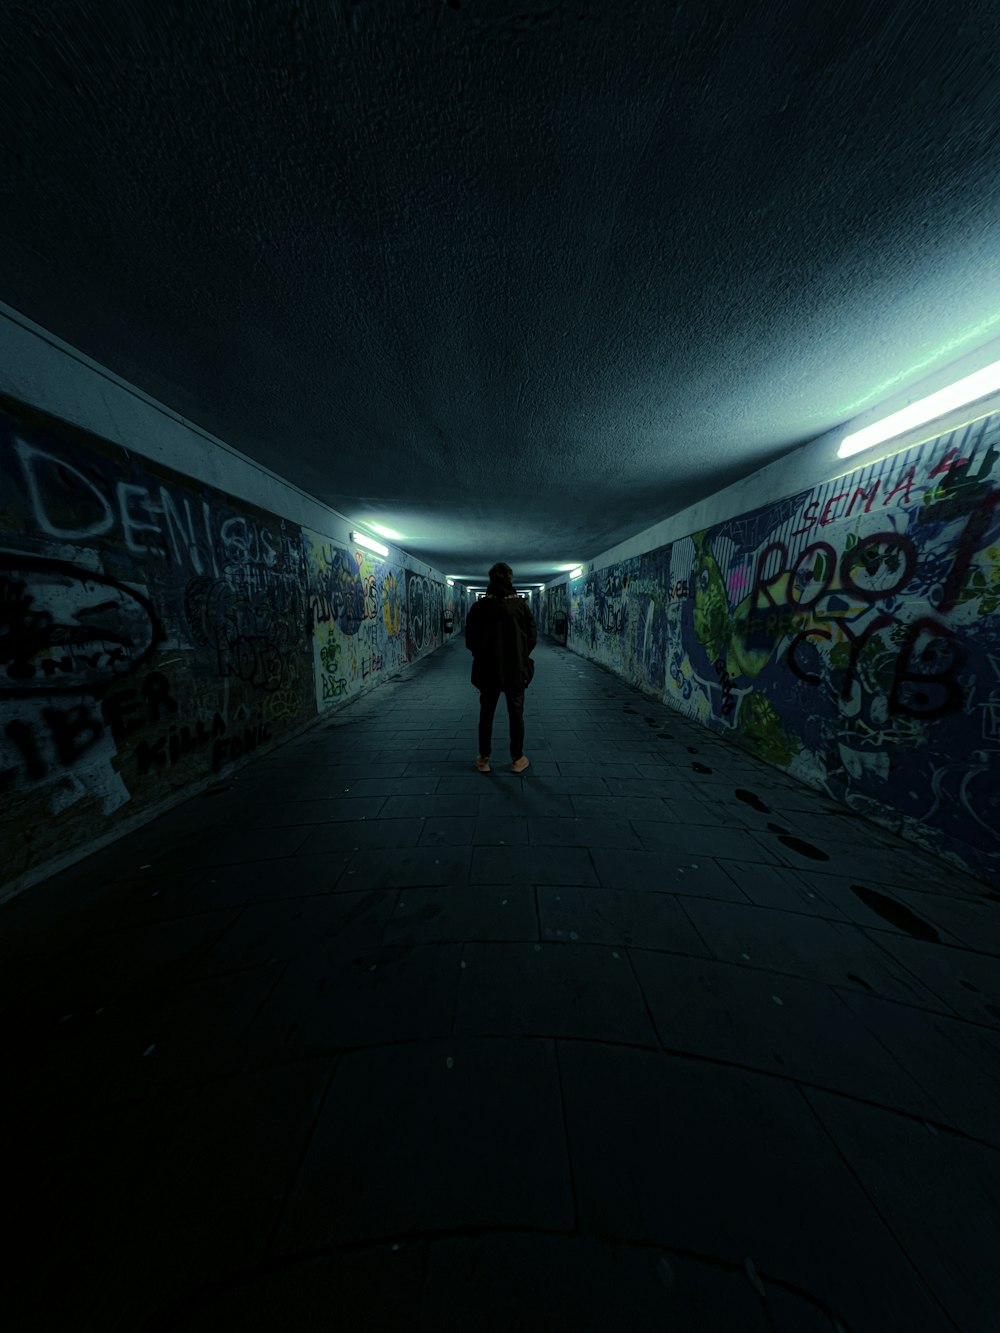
465, 587, 537, 690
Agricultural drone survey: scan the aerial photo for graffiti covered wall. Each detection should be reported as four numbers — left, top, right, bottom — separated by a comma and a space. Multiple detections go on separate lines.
404, 569, 445, 661
566, 412, 1000, 882
0, 395, 314, 881
540, 582, 567, 638
566, 543, 674, 690
304, 533, 412, 710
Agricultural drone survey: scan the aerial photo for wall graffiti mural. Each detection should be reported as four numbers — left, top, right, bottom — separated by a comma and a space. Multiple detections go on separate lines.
569, 413, 1000, 882
541, 582, 568, 638
0, 394, 314, 882
404, 570, 445, 660
567, 544, 673, 689
305, 534, 424, 712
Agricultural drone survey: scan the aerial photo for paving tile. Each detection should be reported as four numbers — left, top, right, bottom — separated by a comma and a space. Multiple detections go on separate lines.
590, 849, 751, 900
386, 885, 536, 944
680, 899, 947, 1007
859, 933, 1000, 1027
471, 845, 597, 886
766, 831, 962, 892
473, 817, 530, 845
11, 635, 998, 1333
531, 773, 612, 795
568, 795, 671, 822
167, 1241, 427, 1332
558, 1042, 951, 1333
18, 1057, 334, 1329
538, 886, 710, 954
334, 776, 441, 797
718, 861, 845, 917
477, 791, 577, 818
191, 890, 395, 977
615, 795, 733, 826
14, 964, 286, 1115
528, 817, 640, 849
418, 1233, 778, 1333
290, 759, 411, 776
630, 951, 936, 1115
224, 796, 388, 828
835, 987, 1000, 1147
248, 942, 464, 1054
456, 942, 656, 1043
192, 852, 350, 907
275, 1038, 574, 1249
802, 1088, 1000, 1333
153, 824, 315, 869
33, 866, 216, 935
6, 907, 241, 1016
799, 875, 1000, 954
435, 773, 503, 795
631, 821, 773, 862
298, 817, 424, 852
775, 809, 904, 850
419, 817, 478, 846
380, 794, 479, 819
338, 847, 472, 890
604, 777, 705, 799
557, 761, 643, 777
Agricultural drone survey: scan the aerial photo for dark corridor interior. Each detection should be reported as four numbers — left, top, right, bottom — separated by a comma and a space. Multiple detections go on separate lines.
7, 639, 1000, 1332
3, 3, 1000, 1330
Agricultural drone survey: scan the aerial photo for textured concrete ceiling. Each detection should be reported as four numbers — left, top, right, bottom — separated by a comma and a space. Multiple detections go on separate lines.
2, 1, 1000, 584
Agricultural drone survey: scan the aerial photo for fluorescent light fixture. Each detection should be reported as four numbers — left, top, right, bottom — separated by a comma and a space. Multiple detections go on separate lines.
837, 355, 1000, 459
446, 578, 455, 586
569, 566, 584, 579
368, 522, 404, 540
351, 531, 389, 557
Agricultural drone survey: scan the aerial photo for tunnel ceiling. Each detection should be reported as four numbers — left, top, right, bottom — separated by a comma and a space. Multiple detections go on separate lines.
2, 1, 1000, 584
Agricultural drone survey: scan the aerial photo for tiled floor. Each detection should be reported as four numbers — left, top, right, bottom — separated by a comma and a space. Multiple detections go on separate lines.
6, 638, 1000, 1331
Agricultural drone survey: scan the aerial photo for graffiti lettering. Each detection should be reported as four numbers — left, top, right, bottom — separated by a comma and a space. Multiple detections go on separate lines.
211, 719, 272, 771
0, 555, 161, 695
786, 627, 832, 686
13, 439, 217, 573
889, 618, 965, 718
184, 573, 302, 693
713, 656, 737, 717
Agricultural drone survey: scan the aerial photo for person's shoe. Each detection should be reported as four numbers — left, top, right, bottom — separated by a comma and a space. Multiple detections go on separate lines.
511, 756, 530, 774
474, 756, 491, 773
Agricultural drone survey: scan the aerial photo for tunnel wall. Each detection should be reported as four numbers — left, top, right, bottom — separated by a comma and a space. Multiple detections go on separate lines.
564, 411, 1000, 884
0, 390, 449, 895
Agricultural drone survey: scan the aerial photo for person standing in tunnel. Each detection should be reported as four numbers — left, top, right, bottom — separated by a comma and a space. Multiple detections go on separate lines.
465, 562, 537, 773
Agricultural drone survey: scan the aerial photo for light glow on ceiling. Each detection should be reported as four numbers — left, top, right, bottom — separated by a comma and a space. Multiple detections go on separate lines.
351, 531, 389, 557
368, 522, 405, 540
837, 356, 1000, 459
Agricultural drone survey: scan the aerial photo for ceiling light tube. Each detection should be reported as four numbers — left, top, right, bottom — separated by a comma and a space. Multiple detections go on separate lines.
446, 578, 455, 586
837, 356, 1000, 459
351, 531, 389, 557
569, 566, 584, 579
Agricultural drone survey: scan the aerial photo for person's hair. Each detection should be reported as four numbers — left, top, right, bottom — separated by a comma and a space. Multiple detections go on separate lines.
488, 562, 514, 586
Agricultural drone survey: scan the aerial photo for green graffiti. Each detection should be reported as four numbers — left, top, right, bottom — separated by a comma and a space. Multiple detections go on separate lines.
319, 639, 341, 673
690, 531, 774, 680
691, 533, 730, 662
737, 692, 801, 766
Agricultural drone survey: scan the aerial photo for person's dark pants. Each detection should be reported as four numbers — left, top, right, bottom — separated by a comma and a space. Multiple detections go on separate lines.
478, 686, 525, 759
